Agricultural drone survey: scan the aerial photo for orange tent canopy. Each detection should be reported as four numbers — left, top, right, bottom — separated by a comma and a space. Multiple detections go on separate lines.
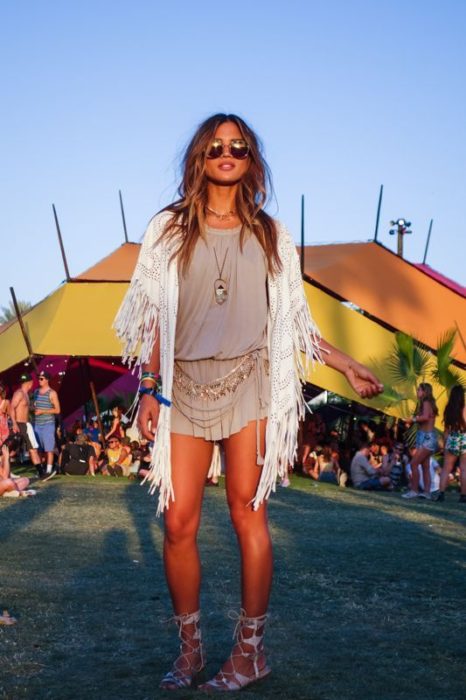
300, 241, 466, 365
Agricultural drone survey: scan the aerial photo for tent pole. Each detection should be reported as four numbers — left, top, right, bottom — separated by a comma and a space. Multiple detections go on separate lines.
10, 286, 39, 372
82, 358, 105, 442
373, 185, 383, 241
422, 219, 433, 264
78, 358, 90, 423
52, 204, 71, 281
119, 190, 129, 243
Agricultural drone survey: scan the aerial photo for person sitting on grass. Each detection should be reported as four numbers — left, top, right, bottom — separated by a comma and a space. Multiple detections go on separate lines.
314, 444, 339, 484
60, 433, 97, 476
83, 418, 103, 460
350, 443, 392, 491
101, 436, 132, 477
0, 444, 34, 497
129, 439, 152, 479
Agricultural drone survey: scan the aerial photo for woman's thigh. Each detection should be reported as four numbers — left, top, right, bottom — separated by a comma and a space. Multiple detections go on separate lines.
412, 446, 432, 468
164, 433, 214, 531
222, 419, 267, 507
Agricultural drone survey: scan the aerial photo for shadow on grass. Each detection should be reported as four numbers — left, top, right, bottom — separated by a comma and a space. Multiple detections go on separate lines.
0, 481, 60, 541
1, 478, 465, 699
267, 481, 466, 700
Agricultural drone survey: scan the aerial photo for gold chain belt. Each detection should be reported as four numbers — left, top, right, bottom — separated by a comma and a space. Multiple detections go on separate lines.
174, 352, 264, 401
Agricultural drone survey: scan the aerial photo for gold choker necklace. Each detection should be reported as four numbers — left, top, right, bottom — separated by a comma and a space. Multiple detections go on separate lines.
205, 205, 236, 220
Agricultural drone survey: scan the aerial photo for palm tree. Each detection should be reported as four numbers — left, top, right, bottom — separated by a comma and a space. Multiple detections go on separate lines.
371, 328, 465, 442
0, 299, 32, 324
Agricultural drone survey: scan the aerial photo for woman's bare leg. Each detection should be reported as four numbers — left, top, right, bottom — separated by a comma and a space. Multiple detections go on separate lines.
200, 419, 272, 689
160, 433, 213, 690
410, 447, 432, 492
223, 418, 272, 616
420, 455, 432, 495
0, 477, 28, 496
439, 452, 457, 492
459, 454, 466, 496
163, 433, 213, 614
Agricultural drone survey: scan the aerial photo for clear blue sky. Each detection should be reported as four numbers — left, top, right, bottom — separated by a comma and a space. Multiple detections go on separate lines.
1, 0, 465, 309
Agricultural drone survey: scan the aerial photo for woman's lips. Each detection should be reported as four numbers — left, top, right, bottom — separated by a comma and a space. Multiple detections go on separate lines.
218, 162, 235, 171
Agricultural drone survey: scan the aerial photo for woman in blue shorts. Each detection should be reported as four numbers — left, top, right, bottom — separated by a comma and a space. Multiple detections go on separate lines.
402, 383, 438, 500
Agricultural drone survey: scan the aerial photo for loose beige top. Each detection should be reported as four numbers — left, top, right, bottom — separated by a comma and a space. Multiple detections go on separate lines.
175, 225, 268, 360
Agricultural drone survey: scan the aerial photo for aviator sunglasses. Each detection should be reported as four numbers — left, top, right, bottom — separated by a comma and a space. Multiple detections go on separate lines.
206, 138, 250, 160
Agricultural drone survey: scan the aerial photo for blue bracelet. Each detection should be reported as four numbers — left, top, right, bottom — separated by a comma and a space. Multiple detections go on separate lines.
138, 386, 171, 407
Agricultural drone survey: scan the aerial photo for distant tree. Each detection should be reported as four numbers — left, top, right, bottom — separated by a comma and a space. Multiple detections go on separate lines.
0, 299, 32, 324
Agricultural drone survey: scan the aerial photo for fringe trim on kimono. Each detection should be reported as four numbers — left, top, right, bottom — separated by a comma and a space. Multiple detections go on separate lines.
251, 302, 323, 511
113, 279, 159, 371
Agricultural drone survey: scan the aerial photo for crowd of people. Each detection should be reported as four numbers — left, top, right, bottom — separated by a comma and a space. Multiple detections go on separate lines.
1, 373, 465, 505
293, 382, 466, 502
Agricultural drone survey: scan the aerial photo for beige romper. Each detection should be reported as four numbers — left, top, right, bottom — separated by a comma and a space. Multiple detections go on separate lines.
171, 225, 270, 459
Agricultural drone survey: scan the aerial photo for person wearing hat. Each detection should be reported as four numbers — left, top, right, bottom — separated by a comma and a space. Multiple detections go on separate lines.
10, 373, 43, 476
33, 371, 60, 477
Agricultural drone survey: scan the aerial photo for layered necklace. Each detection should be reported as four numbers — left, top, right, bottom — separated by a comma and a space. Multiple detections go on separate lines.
205, 205, 236, 221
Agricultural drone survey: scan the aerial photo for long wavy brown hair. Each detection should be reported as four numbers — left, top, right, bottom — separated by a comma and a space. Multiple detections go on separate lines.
416, 382, 439, 416
444, 384, 466, 432
159, 113, 281, 275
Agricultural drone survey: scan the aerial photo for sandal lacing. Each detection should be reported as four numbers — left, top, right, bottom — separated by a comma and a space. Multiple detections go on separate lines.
159, 609, 205, 690
199, 609, 270, 692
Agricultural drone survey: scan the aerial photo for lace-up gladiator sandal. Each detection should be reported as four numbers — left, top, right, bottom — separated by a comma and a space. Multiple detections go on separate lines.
159, 609, 205, 690
199, 610, 271, 692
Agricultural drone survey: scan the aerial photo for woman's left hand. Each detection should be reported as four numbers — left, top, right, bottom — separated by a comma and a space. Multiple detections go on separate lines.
344, 362, 384, 399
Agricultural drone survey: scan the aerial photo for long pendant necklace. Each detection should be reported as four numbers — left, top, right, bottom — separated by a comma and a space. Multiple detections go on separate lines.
213, 247, 229, 305
206, 205, 236, 221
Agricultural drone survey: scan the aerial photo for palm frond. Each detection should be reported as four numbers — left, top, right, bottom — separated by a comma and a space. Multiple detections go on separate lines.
436, 328, 457, 372
374, 386, 407, 407
431, 366, 466, 392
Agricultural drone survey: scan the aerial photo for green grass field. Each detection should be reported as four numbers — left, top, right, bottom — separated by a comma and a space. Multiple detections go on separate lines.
1, 473, 465, 700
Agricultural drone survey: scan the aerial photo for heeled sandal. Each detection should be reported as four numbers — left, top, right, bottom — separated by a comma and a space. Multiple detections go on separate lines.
159, 609, 205, 690
199, 609, 271, 692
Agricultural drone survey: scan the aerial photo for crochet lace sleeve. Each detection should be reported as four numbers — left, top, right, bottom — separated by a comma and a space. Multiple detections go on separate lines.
113, 213, 168, 369
280, 222, 323, 366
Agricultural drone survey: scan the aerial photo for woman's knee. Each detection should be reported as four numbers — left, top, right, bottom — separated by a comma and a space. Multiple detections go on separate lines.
164, 509, 200, 546
228, 499, 268, 536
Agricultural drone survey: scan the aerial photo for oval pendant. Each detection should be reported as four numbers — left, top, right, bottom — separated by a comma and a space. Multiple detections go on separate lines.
214, 278, 228, 305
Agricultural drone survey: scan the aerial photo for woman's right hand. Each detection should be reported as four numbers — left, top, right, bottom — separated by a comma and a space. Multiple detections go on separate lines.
137, 395, 160, 440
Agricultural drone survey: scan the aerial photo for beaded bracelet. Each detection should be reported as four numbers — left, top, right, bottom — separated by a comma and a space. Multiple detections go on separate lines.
138, 386, 171, 407
140, 371, 163, 394
141, 371, 158, 380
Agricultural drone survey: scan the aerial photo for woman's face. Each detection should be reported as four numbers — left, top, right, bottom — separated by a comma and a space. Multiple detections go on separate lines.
417, 386, 424, 399
204, 121, 250, 186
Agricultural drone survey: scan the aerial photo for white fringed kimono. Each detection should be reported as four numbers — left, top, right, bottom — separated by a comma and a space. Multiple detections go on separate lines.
113, 211, 323, 515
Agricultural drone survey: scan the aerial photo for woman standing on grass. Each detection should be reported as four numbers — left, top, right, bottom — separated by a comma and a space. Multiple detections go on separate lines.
114, 113, 383, 692
402, 382, 438, 500
435, 385, 466, 503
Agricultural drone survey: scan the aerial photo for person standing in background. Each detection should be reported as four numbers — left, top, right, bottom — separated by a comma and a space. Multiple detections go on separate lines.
33, 371, 60, 478
10, 373, 43, 476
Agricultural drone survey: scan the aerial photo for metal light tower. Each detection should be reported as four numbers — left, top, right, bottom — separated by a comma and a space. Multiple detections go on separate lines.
389, 218, 412, 258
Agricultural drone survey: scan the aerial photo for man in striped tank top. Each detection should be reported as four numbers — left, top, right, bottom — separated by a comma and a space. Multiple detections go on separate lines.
33, 371, 60, 477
